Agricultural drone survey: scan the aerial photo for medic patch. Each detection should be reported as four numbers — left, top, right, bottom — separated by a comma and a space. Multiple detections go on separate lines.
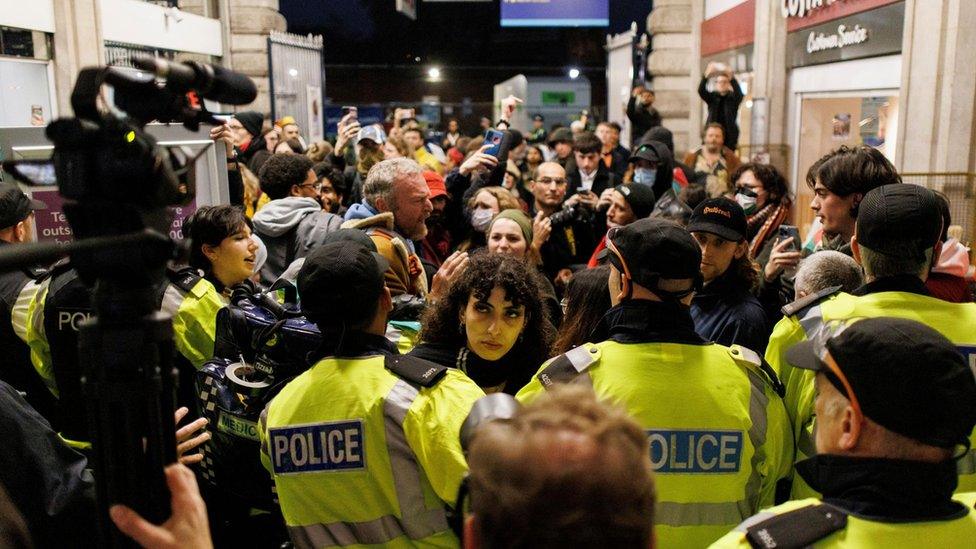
270, 420, 366, 474
647, 429, 743, 473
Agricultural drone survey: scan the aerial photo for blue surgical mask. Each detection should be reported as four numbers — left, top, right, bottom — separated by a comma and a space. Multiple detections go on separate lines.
735, 189, 758, 215
471, 208, 494, 233
633, 168, 656, 186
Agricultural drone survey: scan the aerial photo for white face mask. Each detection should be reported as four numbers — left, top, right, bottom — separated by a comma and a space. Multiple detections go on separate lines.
471, 208, 494, 233
634, 168, 656, 186
735, 191, 758, 215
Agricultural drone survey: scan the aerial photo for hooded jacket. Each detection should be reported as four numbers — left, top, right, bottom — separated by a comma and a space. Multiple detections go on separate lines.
636, 139, 675, 201
252, 197, 343, 285
342, 201, 428, 298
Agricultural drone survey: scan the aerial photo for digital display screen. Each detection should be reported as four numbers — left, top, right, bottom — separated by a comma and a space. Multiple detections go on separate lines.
500, 0, 609, 28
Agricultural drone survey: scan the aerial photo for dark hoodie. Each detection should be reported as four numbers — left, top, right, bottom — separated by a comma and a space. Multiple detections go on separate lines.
633, 139, 674, 202
642, 126, 695, 184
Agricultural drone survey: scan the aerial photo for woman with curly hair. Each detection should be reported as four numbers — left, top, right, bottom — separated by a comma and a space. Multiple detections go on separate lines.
730, 162, 792, 270
410, 253, 555, 394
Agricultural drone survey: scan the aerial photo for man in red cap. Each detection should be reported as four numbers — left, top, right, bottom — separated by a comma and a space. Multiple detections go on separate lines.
420, 171, 451, 267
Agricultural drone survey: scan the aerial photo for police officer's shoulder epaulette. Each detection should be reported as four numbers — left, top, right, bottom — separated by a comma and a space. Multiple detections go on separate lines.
537, 343, 601, 389
780, 285, 842, 318
729, 346, 786, 398
166, 267, 203, 294
743, 503, 847, 549
385, 354, 448, 388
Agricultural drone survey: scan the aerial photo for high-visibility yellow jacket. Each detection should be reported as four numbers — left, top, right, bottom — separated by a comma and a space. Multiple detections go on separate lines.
260, 348, 484, 548
517, 339, 794, 549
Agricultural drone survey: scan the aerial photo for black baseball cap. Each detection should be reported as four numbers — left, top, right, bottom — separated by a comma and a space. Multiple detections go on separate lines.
533, 114, 544, 122
786, 317, 976, 449
614, 184, 657, 219
628, 142, 661, 164
600, 218, 702, 290
856, 184, 942, 261
0, 182, 47, 229
297, 240, 389, 323
687, 197, 747, 242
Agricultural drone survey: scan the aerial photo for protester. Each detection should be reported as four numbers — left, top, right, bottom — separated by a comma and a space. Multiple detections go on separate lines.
686, 198, 769, 353
304, 140, 333, 163
462, 187, 522, 252
793, 250, 863, 299
698, 62, 744, 150
311, 162, 347, 216
383, 135, 410, 160
273, 138, 303, 155
420, 170, 453, 268
524, 144, 544, 178
566, 131, 616, 204
546, 128, 574, 168
246, 127, 279, 176
625, 140, 674, 201
926, 190, 974, 302
465, 385, 656, 549
588, 183, 657, 267
527, 162, 597, 284
761, 146, 901, 320
442, 118, 462, 149
260, 240, 484, 548
411, 253, 554, 395
683, 123, 741, 198
641, 125, 694, 186
595, 121, 629, 180
486, 209, 562, 327
343, 158, 432, 298
551, 265, 611, 355
626, 86, 662, 141
714, 318, 976, 548
731, 163, 791, 269
251, 154, 342, 284
403, 127, 444, 174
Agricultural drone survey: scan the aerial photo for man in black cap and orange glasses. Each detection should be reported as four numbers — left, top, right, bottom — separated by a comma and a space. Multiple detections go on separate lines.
713, 317, 976, 548
517, 217, 793, 548
765, 183, 976, 498
0, 182, 55, 419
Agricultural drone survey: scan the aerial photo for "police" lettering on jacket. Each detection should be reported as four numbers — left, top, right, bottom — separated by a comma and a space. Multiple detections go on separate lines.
647, 430, 743, 473
270, 420, 365, 474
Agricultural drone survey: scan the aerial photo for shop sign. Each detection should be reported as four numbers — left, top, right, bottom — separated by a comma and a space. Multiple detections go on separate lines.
782, 0, 848, 19
787, 2, 903, 67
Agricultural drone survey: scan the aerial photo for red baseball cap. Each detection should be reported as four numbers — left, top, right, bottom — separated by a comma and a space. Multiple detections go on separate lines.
424, 171, 448, 200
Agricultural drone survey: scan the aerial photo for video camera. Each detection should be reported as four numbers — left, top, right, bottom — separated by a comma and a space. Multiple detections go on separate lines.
0, 55, 256, 548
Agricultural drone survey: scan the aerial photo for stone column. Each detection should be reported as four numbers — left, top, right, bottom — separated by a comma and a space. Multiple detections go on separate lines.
896, 0, 976, 174
51, 0, 104, 117
183, 0, 286, 114
647, 0, 696, 155
751, 0, 789, 171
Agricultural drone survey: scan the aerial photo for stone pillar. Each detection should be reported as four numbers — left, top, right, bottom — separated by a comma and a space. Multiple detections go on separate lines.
52, 0, 104, 117
647, 0, 696, 155
896, 0, 976, 174
751, 0, 789, 171
184, 0, 286, 114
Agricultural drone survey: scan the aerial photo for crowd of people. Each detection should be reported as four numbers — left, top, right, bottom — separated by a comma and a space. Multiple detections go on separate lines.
1, 76, 976, 549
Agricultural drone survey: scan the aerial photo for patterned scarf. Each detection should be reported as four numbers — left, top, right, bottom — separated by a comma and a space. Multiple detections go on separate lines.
748, 201, 791, 257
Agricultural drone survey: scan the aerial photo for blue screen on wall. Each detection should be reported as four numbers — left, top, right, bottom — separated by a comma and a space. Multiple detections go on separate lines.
500, 0, 610, 28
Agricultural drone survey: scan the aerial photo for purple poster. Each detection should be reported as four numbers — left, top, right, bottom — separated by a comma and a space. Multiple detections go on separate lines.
501, 0, 609, 27
30, 189, 197, 245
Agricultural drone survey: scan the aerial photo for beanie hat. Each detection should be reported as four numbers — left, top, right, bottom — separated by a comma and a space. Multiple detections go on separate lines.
490, 209, 533, 244
614, 183, 657, 220
234, 111, 264, 138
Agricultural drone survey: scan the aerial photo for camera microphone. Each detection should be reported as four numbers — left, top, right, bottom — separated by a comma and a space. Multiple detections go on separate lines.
131, 54, 257, 106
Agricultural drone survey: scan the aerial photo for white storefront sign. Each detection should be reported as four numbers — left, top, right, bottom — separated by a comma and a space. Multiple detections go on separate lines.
806, 23, 869, 53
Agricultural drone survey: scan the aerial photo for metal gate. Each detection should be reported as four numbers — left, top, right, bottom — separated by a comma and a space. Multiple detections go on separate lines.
268, 30, 325, 142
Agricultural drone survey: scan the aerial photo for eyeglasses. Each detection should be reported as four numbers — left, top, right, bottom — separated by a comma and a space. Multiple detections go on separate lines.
604, 228, 633, 301
809, 321, 864, 426
299, 182, 323, 192
537, 177, 568, 187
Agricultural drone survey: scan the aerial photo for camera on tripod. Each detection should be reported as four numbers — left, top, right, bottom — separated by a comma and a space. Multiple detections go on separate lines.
0, 54, 256, 548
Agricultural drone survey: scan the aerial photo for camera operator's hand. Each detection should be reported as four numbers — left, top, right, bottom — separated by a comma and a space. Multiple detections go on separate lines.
531, 211, 552, 252
459, 145, 499, 177
763, 237, 802, 282
209, 125, 235, 159
430, 251, 469, 301
334, 115, 360, 157
110, 463, 213, 549
499, 95, 523, 124
174, 406, 210, 466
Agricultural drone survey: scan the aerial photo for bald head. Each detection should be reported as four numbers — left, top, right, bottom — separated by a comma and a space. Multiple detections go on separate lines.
467, 386, 656, 549
531, 162, 569, 213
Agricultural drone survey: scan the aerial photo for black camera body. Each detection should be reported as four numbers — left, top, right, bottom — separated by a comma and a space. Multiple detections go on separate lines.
549, 203, 588, 228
